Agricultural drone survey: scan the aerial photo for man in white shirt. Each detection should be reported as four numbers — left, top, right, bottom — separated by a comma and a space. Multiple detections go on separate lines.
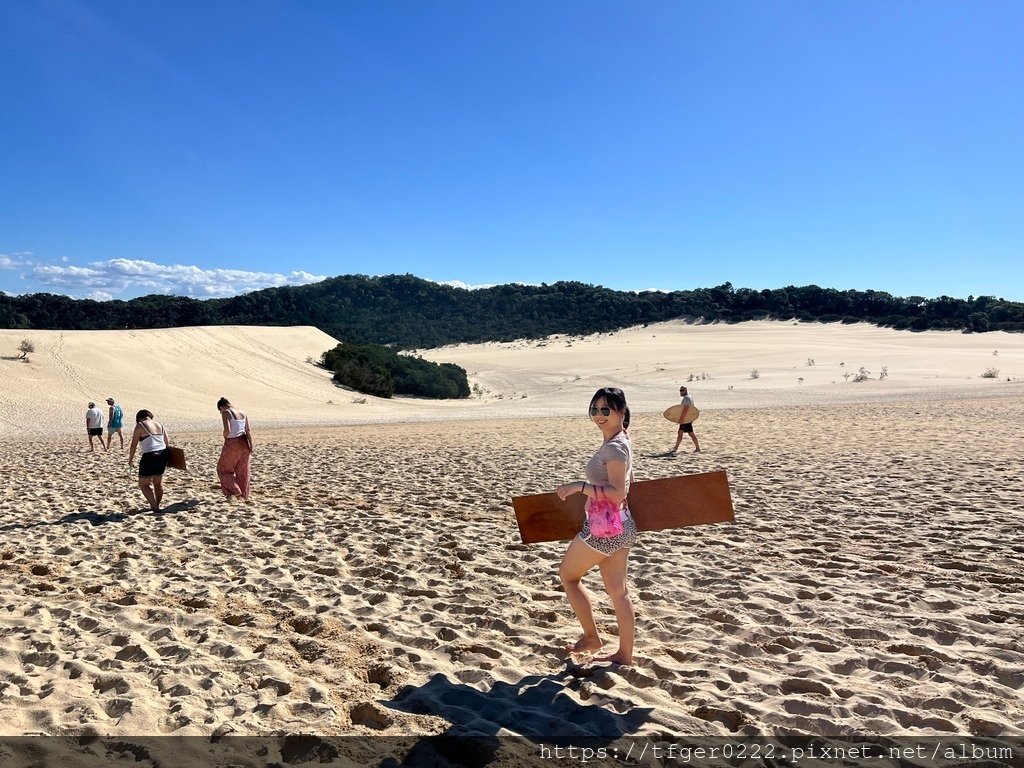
670, 386, 701, 454
85, 401, 106, 452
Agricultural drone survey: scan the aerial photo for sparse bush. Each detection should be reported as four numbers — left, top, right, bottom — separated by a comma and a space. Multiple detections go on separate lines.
750, 369, 760, 380
687, 373, 694, 382
798, 377, 804, 385
852, 367, 870, 383
879, 366, 888, 380
843, 372, 851, 381
805, 358, 815, 366
18, 339, 34, 360
352, 397, 367, 404
981, 367, 999, 379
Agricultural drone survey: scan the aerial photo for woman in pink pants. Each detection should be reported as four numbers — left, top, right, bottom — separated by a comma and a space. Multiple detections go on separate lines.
217, 397, 252, 501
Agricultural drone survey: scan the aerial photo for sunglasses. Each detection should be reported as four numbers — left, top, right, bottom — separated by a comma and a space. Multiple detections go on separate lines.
589, 406, 613, 417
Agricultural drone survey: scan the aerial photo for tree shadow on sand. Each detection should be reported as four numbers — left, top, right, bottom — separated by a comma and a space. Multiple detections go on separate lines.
0, 500, 202, 532
376, 669, 654, 767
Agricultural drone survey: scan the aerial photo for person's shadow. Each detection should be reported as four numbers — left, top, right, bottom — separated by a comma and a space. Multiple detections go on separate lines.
0, 500, 202, 532
377, 669, 653, 767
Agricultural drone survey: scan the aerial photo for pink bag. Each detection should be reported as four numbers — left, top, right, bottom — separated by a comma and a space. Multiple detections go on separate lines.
586, 496, 624, 538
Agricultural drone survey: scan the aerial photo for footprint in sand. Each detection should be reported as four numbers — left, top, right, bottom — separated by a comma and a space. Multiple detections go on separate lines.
691, 704, 747, 732
92, 676, 130, 695
349, 702, 393, 730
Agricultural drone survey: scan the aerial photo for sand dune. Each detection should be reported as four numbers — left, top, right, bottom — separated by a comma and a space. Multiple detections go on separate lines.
0, 321, 1021, 760
2, 321, 1022, 439
416, 319, 1024, 414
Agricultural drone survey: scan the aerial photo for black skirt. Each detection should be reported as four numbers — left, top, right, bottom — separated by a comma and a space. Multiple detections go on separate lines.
139, 449, 169, 477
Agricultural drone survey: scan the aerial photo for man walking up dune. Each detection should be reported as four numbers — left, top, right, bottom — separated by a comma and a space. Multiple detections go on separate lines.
85, 401, 106, 452
106, 397, 125, 450
669, 386, 701, 454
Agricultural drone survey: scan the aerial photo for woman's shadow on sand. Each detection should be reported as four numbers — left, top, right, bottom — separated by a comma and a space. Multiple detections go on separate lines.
0, 500, 202, 532
377, 669, 653, 767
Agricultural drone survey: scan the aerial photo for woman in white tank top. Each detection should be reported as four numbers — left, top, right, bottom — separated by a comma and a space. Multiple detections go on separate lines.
127, 409, 171, 512
217, 397, 252, 502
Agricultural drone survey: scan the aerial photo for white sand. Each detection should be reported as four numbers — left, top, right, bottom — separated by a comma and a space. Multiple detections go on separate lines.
0, 321, 1021, 753
2, 321, 1022, 437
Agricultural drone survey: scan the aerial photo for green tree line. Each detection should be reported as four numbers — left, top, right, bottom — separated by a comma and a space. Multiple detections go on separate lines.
3, 275, 1022, 349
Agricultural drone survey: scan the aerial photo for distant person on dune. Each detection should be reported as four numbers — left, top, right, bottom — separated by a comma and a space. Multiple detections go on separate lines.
670, 385, 701, 454
128, 409, 171, 512
105, 397, 125, 450
217, 397, 252, 502
85, 402, 106, 452
554, 386, 637, 665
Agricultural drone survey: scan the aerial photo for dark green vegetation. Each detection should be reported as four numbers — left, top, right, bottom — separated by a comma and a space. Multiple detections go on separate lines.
320, 343, 470, 400
3, 275, 1022, 347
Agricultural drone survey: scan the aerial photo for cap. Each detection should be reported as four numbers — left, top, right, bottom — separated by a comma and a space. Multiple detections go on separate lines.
106, 397, 115, 403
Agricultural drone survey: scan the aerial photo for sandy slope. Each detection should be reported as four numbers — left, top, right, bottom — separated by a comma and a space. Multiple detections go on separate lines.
1, 398, 1021, 752
415, 319, 1024, 414
1, 321, 1022, 439
0, 321, 1021, 762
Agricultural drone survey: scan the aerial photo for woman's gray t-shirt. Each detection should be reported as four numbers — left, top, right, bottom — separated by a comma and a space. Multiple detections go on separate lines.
585, 432, 632, 503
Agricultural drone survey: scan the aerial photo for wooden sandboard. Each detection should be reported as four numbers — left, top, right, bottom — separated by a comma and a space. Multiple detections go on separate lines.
664, 404, 699, 424
166, 446, 187, 472
512, 469, 734, 544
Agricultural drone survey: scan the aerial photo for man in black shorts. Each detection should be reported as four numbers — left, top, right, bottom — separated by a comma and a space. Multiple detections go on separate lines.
85, 401, 106, 452
670, 386, 701, 454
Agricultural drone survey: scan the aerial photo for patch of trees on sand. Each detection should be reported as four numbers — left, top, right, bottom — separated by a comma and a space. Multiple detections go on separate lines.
2, 275, 1022, 350
320, 343, 470, 400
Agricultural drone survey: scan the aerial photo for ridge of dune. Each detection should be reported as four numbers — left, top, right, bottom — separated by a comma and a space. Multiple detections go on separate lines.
1, 320, 1022, 438
0, 326, 346, 438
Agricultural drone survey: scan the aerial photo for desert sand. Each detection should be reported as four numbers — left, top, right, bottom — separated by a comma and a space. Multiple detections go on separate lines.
0, 322, 1021, 764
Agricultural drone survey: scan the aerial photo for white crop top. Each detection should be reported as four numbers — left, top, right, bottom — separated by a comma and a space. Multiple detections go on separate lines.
139, 423, 166, 453
225, 409, 247, 438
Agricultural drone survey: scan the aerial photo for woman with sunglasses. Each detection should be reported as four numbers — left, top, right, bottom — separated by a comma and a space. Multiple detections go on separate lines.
554, 387, 637, 665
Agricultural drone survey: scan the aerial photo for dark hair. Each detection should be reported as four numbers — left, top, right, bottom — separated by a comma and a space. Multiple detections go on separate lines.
135, 409, 153, 422
216, 397, 231, 410
589, 387, 630, 430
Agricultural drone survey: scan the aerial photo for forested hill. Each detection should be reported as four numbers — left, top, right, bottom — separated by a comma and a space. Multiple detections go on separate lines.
2, 275, 1022, 349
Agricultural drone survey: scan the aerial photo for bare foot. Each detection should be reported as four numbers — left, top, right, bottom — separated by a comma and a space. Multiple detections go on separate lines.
566, 635, 603, 654
596, 650, 633, 665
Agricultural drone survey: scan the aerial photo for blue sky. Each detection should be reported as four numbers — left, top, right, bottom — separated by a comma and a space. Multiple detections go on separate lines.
2, 1, 1021, 302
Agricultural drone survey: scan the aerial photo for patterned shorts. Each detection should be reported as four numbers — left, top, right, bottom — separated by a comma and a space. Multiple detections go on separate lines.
579, 513, 638, 556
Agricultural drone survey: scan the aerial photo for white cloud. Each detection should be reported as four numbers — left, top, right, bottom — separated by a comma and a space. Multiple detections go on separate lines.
432, 279, 495, 291
86, 290, 114, 302
1, 252, 31, 269
28, 258, 327, 299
